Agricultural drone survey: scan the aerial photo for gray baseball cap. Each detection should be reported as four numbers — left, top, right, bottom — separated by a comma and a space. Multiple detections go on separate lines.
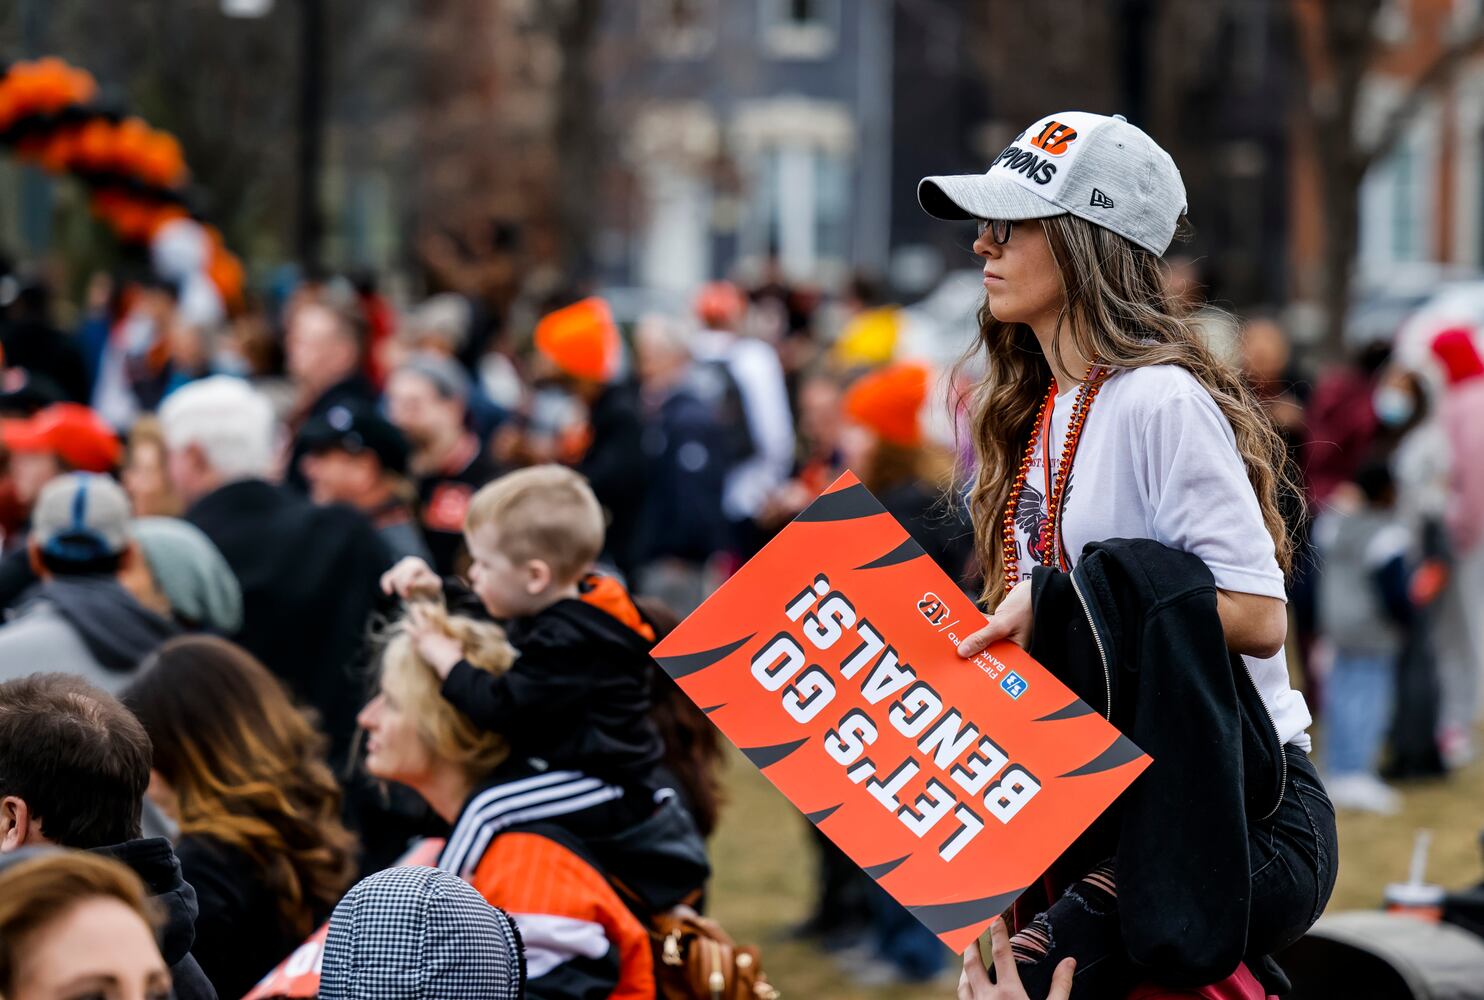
31, 472, 131, 563
395, 351, 472, 403
918, 111, 1188, 256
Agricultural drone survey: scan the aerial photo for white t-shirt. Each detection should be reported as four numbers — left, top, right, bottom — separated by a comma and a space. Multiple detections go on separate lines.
1010, 364, 1312, 749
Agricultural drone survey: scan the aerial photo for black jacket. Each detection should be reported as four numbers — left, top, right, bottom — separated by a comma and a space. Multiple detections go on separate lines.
577, 383, 647, 577
879, 480, 977, 596
0, 546, 35, 613
0, 318, 91, 403
91, 837, 219, 1000
634, 383, 730, 566
175, 834, 326, 1000
186, 479, 393, 762
1029, 538, 1287, 987
441, 578, 665, 790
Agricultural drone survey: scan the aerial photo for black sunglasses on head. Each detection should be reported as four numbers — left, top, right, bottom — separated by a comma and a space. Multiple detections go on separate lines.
975, 218, 1014, 245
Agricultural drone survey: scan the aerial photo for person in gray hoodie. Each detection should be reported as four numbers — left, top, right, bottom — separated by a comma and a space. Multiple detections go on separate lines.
0, 472, 179, 692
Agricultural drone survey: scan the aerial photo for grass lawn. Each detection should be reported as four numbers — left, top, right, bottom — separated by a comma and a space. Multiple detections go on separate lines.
706, 742, 1484, 999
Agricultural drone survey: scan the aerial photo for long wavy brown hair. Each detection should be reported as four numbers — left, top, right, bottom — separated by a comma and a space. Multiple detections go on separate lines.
124, 636, 357, 937
958, 214, 1302, 605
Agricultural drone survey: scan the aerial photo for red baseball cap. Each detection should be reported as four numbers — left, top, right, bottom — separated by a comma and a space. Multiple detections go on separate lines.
1431, 327, 1484, 386
1, 403, 122, 472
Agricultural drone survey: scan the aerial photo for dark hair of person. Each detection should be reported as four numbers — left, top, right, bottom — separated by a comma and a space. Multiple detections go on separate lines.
1353, 459, 1396, 506
634, 597, 725, 838
0, 673, 150, 847
124, 637, 357, 936
35, 549, 124, 577
1358, 341, 1394, 377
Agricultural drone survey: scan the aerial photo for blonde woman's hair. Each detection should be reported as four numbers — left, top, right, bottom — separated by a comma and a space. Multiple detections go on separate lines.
957, 214, 1302, 605
379, 602, 518, 779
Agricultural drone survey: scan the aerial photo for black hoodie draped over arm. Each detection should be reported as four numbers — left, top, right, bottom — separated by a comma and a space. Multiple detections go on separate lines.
1028, 538, 1288, 987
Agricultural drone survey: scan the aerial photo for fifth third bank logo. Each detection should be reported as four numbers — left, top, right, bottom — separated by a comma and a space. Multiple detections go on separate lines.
1001, 671, 1028, 700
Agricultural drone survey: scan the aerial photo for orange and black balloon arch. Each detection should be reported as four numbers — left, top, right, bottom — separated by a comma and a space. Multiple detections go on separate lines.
0, 57, 244, 309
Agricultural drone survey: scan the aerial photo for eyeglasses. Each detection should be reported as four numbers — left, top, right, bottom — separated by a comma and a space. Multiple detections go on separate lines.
976, 218, 1014, 245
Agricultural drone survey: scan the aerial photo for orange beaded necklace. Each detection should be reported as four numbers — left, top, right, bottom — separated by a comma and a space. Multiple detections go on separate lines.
999, 364, 1110, 595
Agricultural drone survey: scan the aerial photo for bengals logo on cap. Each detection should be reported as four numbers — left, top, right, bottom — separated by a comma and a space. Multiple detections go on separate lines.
1028, 120, 1078, 156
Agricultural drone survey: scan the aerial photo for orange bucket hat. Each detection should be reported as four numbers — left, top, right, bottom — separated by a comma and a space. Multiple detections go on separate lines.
844, 362, 931, 447
533, 297, 620, 383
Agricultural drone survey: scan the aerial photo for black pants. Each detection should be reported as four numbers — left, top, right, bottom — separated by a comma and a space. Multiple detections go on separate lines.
1017, 745, 1339, 997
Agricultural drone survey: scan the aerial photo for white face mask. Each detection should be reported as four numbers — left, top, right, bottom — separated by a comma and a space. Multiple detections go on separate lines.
1373, 385, 1416, 428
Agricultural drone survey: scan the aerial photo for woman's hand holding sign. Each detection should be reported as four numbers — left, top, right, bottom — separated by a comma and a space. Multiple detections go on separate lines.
959, 918, 1074, 1000
958, 579, 1034, 658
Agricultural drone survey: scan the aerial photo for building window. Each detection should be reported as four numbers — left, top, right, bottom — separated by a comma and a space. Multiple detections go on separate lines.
642, 0, 718, 58
739, 144, 850, 279
1453, 0, 1484, 39
1390, 143, 1416, 260
1476, 127, 1484, 265
761, 0, 838, 59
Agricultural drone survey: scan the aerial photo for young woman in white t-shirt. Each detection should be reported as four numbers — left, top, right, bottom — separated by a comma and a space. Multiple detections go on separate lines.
920, 113, 1336, 998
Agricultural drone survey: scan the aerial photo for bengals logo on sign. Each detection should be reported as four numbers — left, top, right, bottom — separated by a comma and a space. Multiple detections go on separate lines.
1028, 120, 1078, 156
918, 592, 950, 627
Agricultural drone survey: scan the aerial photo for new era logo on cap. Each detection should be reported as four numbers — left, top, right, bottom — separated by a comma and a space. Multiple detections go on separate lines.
917, 110, 1189, 256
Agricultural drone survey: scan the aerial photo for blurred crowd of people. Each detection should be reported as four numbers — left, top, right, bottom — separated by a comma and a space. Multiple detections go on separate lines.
0, 247, 977, 997
0, 236, 1481, 997
1244, 317, 1484, 815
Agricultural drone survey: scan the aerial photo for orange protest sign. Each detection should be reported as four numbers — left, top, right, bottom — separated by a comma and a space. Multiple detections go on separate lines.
651, 472, 1150, 954
242, 839, 445, 999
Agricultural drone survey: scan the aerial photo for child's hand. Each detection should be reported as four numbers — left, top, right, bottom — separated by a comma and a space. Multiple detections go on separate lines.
959, 918, 1075, 1000
407, 603, 464, 680
381, 557, 441, 601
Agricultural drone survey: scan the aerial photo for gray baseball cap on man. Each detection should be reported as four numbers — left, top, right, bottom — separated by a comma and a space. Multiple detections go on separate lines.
918, 111, 1187, 256
31, 473, 131, 563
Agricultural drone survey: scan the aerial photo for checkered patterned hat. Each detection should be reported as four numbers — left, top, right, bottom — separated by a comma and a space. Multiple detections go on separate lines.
319, 866, 525, 999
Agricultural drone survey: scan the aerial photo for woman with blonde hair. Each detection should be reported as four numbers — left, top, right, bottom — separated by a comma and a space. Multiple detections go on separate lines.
0, 849, 172, 1000
122, 636, 357, 999
919, 113, 1336, 996
358, 602, 656, 999
122, 416, 183, 518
